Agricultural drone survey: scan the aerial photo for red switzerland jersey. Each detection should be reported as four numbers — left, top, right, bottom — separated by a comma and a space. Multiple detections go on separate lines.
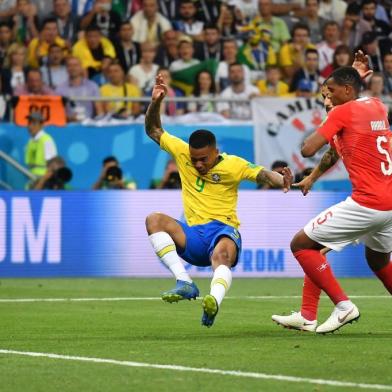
317, 97, 392, 210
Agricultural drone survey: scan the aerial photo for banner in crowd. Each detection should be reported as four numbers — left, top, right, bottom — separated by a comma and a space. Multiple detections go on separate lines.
252, 97, 349, 180
0, 191, 370, 278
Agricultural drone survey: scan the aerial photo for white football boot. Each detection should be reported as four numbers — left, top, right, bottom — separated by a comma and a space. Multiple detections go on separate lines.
272, 311, 317, 332
316, 303, 360, 334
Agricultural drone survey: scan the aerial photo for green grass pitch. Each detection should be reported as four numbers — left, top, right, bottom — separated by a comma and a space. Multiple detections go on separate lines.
0, 278, 391, 391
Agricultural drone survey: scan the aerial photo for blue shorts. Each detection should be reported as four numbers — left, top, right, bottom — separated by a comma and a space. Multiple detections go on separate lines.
176, 220, 242, 267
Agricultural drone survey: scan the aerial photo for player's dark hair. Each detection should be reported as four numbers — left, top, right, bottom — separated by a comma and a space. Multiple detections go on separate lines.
189, 130, 216, 149
103, 156, 118, 165
271, 160, 288, 170
328, 66, 362, 94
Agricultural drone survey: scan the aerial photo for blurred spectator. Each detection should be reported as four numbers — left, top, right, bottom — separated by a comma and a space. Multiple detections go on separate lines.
318, 0, 347, 26
128, 42, 159, 95
317, 21, 341, 74
197, 0, 222, 24
194, 24, 222, 61
364, 72, 389, 100
130, 0, 172, 45
24, 111, 57, 179
215, 38, 251, 91
250, 0, 290, 53
360, 31, 384, 72
155, 29, 179, 67
33, 156, 73, 190
12, 0, 39, 44
290, 48, 321, 97
216, 3, 241, 39
382, 53, 392, 95
114, 21, 141, 73
56, 56, 104, 121
1, 43, 28, 94
0, 0, 17, 21
237, 27, 276, 83
169, 37, 199, 72
80, 0, 122, 41
218, 62, 259, 120
321, 44, 353, 78
258, 160, 288, 189
91, 55, 112, 86
173, 0, 204, 41
93, 156, 137, 190
100, 62, 141, 118
156, 67, 185, 116
40, 43, 68, 89
300, 0, 327, 44
50, 0, 80, 45
157, 0, 181, 20
188, 70, 216, 112
151, 159, 181, 189
0, 22, 13, 68
72, 24, 115, 78
341, 2, 372, 50
14, 68, 54, 95
228, 0, 258, 23
0, 77, 9, 121
256, 65, 290, 96
279, 23, 316, 81
27, 17, 67, 68
361, 0, 391, 38
31, 0, 53, 21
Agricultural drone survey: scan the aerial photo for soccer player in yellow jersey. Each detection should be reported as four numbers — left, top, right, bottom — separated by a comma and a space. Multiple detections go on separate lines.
145, 74, 293, 327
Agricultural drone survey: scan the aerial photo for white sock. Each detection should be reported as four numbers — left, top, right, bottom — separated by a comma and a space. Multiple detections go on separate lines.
149, 232, 192, 283
210, 265, 232, 306
336, 300, 353, 311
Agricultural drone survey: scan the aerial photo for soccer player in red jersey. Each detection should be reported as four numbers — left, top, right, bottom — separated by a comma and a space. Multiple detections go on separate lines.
276, 66, 392, 334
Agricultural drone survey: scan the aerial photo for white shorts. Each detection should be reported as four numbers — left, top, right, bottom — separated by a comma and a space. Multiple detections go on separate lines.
304, 197, 392, 253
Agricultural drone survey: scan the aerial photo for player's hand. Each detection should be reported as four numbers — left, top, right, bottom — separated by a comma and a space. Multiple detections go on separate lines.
352, 50, 373, 80
281, 167, 293, 193
152, 74, 168, 102
292, 176, 314, 196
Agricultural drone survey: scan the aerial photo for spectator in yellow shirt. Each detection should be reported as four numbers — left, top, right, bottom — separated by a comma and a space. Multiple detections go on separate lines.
27, 18, 67, 68
100, 62, 141, 118
279, 23, 316, 82
72, 25, 115, 78
257, 65, 291, 97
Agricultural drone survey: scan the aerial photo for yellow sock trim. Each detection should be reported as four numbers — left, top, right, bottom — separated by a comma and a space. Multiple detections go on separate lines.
211, 278, 228, 290
157, 244, 176, 258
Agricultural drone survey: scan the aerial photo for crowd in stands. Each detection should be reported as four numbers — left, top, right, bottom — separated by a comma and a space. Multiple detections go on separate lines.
0, 0, 392, 122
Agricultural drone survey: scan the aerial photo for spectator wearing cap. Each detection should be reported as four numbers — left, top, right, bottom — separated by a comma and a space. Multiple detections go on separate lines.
24, 111, 58, 179
27, 17, 67, 68
258, 160, 288, 189
361, 0, 391, 39
317, 22, 341, 75
72, 24, 115, 78
130, 0, 172, 45
173, 0, 204, 42
300, 0, 327, 45
341, 2, 372, 50
14, 68, 54, 95
290, 48, 321, 97
169, 37, 199, 73
194, 24, 222, 62
80, 0, 122, 41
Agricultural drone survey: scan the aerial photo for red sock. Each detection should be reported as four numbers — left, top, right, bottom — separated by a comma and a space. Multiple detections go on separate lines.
300, 274, 321, 321
294, 249, 348, 305
375, 262, 392, 295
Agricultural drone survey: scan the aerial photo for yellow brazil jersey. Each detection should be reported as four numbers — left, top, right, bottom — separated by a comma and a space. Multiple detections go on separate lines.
160, 131, 264, 229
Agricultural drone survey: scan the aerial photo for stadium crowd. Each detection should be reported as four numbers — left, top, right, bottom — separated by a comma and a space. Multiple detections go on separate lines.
1, 0, 392, 123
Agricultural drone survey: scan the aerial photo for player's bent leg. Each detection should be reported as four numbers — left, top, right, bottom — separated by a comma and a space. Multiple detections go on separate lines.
366, 247, 392, 295
145, 213, 199, 302
201, 237, 237, 328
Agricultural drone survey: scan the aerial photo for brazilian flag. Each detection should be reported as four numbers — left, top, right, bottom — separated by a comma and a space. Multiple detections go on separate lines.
171, 59, 219, 95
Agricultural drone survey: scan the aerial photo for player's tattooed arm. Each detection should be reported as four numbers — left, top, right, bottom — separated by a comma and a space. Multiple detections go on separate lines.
293, 146, 339, 196
256, 167, 293, 193
145, 74, 167, 144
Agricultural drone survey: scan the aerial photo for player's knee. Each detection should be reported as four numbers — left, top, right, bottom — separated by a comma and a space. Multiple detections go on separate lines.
145, 212, 167, 234
212, 250, 232, 267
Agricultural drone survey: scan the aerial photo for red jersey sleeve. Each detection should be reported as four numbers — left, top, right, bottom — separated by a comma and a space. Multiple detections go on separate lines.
317, 104, 348, 142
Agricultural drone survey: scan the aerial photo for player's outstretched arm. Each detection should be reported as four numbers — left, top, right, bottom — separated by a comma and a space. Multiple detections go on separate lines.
145, 74, 167, 145
256, 167, 293, 193
293, 147, 340, 196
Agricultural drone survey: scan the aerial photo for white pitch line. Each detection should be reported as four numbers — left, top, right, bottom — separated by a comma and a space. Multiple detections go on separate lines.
0, 295, 390, 303
0, 349, 391, 391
